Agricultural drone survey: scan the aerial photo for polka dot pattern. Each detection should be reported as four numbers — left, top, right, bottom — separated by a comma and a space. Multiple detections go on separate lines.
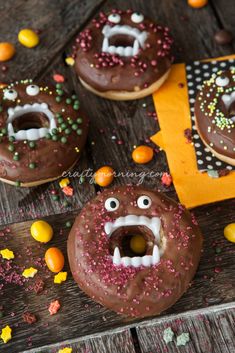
186, 58, 235, 171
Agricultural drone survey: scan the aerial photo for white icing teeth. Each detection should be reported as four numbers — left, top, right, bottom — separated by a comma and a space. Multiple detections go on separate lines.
101, 24, 148, 57
222, 91, 235, 110
7, 103, 57, 141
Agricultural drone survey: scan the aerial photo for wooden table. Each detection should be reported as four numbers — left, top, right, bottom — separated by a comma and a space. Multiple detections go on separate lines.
0, 1, 235, 352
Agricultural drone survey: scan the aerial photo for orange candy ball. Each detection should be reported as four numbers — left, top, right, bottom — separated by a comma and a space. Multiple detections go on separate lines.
45, 247, 65, 273
188, 0, 208, 8
132, 145, 154, 164
94, 166, 114, 187
0, 42, 15, 62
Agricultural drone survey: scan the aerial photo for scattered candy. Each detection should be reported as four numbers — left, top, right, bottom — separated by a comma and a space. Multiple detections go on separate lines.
163, 327, 174, 344
62, 185, 74, 196
65, 57, 75, 66
0, 248, 14, 260
223, 223, 235, 243
53, 73, 65, 83
58, 347, 72, 353
176, 332, 190, 346
33, 277, 45, 294
59, 178, 70, 188
22, 267, 38, 278
18, 28, 39, 48
1, 325, 12, 344
45, 247, 65, 273
30, 220, 53, 243
132, 145, 154, 164
0, 42, 15, 62
54, 272, 68, 284
161, 172, 172, 186
22, 312, 37, 324
214, 29, 233, 45
94, 166, 114, 187
130, 235, 146, 254
48, 300, 61, 315
188, 0, 208, 8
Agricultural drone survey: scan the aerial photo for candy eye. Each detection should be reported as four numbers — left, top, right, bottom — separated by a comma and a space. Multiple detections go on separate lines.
105, 197, 120, 211
4, 88, 18, 101
26, 84, 40, 96
215, 75, 230, 87
137, 195, 152, 209
108, 13, 121, 24
131, 12, 144, 23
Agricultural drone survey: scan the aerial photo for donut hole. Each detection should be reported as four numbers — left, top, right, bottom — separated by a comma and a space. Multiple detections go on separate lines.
12, 112, 49, 131
109, 34, 135, 48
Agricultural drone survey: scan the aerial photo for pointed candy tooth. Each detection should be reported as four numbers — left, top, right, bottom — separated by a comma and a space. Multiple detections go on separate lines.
133, 40, 139, 56
113, 247, 121, 266
152, 245, 160, 265
102, 37, 109, 52
142, 255, 152, 267
104, 222, 112, 235
108, 46, 116, 54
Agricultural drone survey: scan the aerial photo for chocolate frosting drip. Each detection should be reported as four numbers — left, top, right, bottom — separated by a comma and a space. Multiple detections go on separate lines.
73, 10, 173, 92
67, 185, 203, 318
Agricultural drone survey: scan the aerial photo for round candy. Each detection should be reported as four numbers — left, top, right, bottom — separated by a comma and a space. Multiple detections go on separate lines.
94, 166, 114, 187
30, 220, 53, 243
224, 223, 235, 243
130, 235, 147, 254
45, 247, 65, 273
0, 42, 15, 62
188, 0, 208, 8
18, 29, 39, 48
132, 145, 154, 164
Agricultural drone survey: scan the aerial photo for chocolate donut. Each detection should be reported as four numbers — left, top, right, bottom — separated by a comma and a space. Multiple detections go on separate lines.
67, 185, 202, 318
195, 69, 235, 165
0, 80, 88, 186
73, 9, 173, 100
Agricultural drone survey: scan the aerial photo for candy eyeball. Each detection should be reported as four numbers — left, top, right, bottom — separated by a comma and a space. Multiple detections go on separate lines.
105, 197, 120, 211
215, 75, 230, 87
137, 195, 152, 209
4, 88, 18, 101
131, 12, 144, 23
108, 13, 121, 24
26, 84, 40, 96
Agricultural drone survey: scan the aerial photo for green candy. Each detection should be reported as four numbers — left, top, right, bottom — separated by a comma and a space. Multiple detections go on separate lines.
8, 144, 15, 152
61, 136, 67, 144
29, 162, 36, 169
46, 133, 51, 139
15, 180, 21, 187
52, 135, 58, 141
52, 194, 59, 201
55, 96, 62, 103
29, 141, 36, 149
1, 128, 7, 135
60, 123, 67, 130
65, 128, 71, 135
76, 129, 82, 135
52, 128, 58, 135
66, 98, 72, 104
8, 136, 15, 142
56, 83, 62, 89
76, 117, 83, 124
57, 117, 64, 124
56, 113, 62, 118
65, 221, 72, 228
72, 123, 78, 130
73, 105, 79, 111
56, 89, 64, 96
71, 94, 77, 100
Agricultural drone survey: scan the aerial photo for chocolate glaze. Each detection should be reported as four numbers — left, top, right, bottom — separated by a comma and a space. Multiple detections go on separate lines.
67, 185, 203, 318
0, 81, 88, 185
73, 10, 173, 92
195, 69, 235, 159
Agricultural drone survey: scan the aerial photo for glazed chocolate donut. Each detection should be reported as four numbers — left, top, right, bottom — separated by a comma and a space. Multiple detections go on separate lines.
68, 185, 202, 318
73, 9, 173, 100
0, 80, 88, 187
195, 69, 235, 166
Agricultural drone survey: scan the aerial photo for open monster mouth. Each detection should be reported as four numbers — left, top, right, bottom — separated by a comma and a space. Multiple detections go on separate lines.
222, 92, 235, 122
104, 215, 162, 268
102, 25, 148, 57
7, 103, 57, 141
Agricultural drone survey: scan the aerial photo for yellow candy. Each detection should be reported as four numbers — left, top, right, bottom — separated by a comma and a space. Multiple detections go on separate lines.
58, 348, 72, 353
224, 223, 235, 243
0, 249, 14, 260
54, 271, 67, 284
65, 57, 75, 66
130, 235, 147, 254
59, 178, 70, 188
18, 29, 39, 48
1, 325, 12, 344
30, 220, 53, 243
22, 267, 38, 278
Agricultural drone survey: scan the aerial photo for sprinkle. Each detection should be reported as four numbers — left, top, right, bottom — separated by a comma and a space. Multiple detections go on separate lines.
54, 272, 67, 284
0, 248, 14, 260
48, 300, 61, 315
163, 327, 174, 344
65, 57, 75, 66
161, 172, 172, 186
58, 348, 72, 353
22, 267, 38, 278
62, 186, 73, 196
207, 170, 219, 179
176, 332, 190, 346
53, 73, 65, 83
1, 325, 12, 344
22, 312, 37, 324
59, 178, 70, 188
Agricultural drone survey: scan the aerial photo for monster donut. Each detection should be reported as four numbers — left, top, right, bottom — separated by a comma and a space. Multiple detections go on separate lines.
0, 80, 88, 186
195, 69, 235, 166
73, 9, 173, 100
68, 185, 203, 318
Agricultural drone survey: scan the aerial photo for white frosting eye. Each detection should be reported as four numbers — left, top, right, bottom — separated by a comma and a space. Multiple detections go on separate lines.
108, 13, 121, 24
137, 195, 152, 209
105, 197, 120, 211
131, 12, 144, 23
26, 84, 40, 96
215, 75, 230, 87
4, 88, 18, 101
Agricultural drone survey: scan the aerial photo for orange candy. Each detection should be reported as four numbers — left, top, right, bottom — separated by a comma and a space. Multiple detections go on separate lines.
188, 0, 208, 8
0, 42, 15, 62
45, 247, 65, 273
94, 166, 114, 187
132, 145, 154, 164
